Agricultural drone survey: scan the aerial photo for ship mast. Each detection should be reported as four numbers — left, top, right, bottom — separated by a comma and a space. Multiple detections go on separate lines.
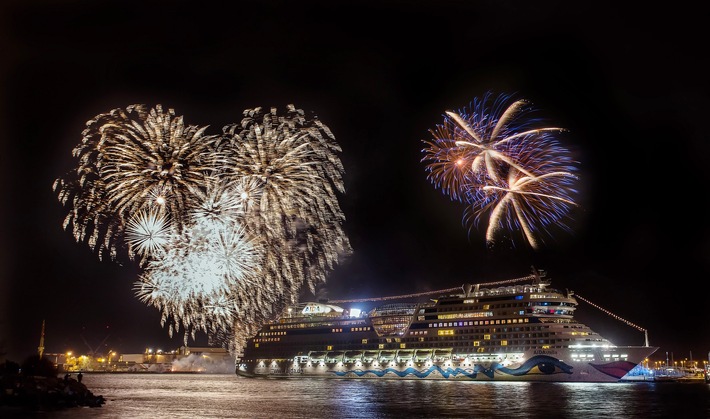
37, 319, 45, 359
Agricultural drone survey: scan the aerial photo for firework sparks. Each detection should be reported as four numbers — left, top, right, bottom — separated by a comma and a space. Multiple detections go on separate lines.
219, 105, 352, 350
53, 104, 222, 261
56, 103, 351, 353
423, 92, 579, 249
221, 105, 351, 291
125, 208, 172, 259
134, 216, 263, 343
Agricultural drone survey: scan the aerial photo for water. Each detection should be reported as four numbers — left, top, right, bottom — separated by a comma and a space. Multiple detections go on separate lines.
4, 374, 710, 418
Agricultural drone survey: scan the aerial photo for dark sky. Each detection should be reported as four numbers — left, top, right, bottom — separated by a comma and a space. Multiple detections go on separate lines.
2, 1, 708, 364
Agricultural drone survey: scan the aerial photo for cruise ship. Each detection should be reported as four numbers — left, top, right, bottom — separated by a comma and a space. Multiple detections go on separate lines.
236, 269, 658, 381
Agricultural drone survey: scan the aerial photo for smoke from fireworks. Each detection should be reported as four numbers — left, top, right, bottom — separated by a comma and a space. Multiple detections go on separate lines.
422, 92, 579, 249
54, 104, 351, 353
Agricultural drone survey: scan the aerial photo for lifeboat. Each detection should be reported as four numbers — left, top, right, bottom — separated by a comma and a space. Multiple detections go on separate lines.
308, 351, 327, 361
434, 348, 453, 360
344, 351, 364, 362
397, 349, 415, 361
414, 349, 432, 362
362, 350, 379, 362
325, 351, 345, 363
378, 350, 396, 361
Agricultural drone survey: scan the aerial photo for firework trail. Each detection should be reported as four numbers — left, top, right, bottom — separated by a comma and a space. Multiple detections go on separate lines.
422, 92, 579, 249
55, 103, 351, 352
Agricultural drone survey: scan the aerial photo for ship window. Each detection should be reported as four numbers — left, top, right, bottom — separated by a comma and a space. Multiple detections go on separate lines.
327, 346, 333, 350
474, 341, 480, 347
400, 344, 406, 349
484, 334, 491, 340
379, 344, 385, 349
362, 339, 368, 344
501, 340, 508, 346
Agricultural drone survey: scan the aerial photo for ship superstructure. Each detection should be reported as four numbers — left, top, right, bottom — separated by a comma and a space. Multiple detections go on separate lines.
237, 269, 658, 381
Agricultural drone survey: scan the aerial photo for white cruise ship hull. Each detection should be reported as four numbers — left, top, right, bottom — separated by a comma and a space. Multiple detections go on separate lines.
238, 346, 658, 382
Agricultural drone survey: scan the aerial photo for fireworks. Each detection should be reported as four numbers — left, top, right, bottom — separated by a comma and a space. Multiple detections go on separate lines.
53, 104, 221, 262
125, 208, 171, 258
134, 216, 263, 343
422, 92, 579, 249
55, 104, 351, 352
218, 105, 352, 351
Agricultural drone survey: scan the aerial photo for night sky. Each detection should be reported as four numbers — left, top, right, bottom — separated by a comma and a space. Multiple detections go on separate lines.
2, 1, 708, 364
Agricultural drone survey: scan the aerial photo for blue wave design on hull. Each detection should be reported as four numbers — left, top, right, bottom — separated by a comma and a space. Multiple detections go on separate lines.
332, 365, 486, 379
331, 355, 573, 379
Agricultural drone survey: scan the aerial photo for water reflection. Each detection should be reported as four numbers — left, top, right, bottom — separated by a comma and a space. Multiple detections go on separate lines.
4, 374, 709, 418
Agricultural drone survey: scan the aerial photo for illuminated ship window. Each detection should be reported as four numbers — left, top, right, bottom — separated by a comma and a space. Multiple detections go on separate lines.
362, 339, 368, 344
502, 341, 508, 346
327, 346, 333, 350
484, 334, 491, 340
378, 344, 385, 349
474, 341, 480, 346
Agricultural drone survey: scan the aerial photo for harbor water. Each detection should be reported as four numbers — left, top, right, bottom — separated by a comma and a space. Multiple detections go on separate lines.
4, 373, 710, 418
